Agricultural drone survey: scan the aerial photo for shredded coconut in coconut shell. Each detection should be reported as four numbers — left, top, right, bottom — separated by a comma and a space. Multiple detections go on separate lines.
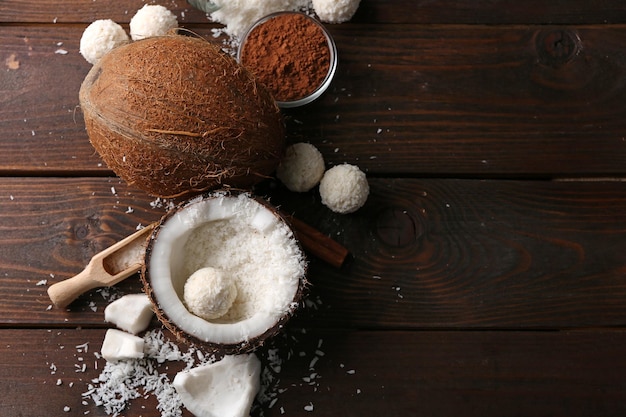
145, 193, 307, 352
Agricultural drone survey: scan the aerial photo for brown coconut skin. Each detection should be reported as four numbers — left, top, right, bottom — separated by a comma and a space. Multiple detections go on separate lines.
140, 191, 308, 355
79, 35, 285, 198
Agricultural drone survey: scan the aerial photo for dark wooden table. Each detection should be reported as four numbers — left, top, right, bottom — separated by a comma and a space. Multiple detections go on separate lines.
3, 1, 626, 416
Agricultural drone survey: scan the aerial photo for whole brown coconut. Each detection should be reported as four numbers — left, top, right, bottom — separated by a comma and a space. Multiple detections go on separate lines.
79, 35, 285, 198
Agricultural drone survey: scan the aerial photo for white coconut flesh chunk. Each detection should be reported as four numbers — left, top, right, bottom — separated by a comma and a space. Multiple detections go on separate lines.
101, 328, 145, 362
148, 193, 306, 345
173, 353, 261, 417
104, 293, 154, 334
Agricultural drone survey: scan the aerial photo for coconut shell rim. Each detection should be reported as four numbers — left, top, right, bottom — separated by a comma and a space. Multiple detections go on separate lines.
141, 190, 308, 355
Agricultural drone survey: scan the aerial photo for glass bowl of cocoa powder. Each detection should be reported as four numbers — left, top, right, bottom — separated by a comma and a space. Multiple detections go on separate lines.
237, 11, 338, 108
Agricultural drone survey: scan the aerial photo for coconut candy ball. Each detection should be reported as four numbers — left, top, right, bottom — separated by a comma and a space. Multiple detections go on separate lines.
183, 267, 238, 320
276, 142, 326, 192
312, 0, 361, 23
130, 4, 178, 41
79, 19, 129, 65
319, 163, 369, 213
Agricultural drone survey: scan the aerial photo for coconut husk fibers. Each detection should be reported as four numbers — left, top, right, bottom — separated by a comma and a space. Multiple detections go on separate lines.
140, 191, 308, 355
79, 35, 285, 198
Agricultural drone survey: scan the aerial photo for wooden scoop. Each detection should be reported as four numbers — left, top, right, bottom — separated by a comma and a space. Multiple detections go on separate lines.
47, 224, 155, 309
47, 216, 348, 309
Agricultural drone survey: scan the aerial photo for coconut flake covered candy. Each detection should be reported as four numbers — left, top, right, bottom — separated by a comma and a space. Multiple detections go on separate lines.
130, 4, 178, 40
312, 0, 361, 23
79, 19, 129, 65
319, 163, 369, 213
142, 192, 307, 353
183, 267, 238, 320
276, 142, 325, 192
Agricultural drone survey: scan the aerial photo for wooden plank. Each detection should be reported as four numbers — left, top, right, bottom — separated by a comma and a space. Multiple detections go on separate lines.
3, 25, 626, 176
0, 177, 168, 324
287, 24, 626, 177
2, 177, 626, 329
0, 0, 209, 24
2, 0, 626, 25
265, 329, 626, 417
0, 26, 99, 173
1, 328, 625, 417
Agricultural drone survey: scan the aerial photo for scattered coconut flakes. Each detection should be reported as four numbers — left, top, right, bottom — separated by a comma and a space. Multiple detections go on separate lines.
36, 279, 47, 286
149, 197, 175, 210
204, 0, 313, 51
304, 402, 314, 412
55, 49, 68, 54
84, 329, 216, 417
96, 287, 122, 303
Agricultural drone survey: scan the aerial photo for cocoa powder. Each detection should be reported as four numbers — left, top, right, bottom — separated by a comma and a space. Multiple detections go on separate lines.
239, 13, 332, 102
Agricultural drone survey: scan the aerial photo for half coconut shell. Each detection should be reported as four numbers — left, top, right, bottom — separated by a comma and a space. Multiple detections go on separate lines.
141, 191, 307, 354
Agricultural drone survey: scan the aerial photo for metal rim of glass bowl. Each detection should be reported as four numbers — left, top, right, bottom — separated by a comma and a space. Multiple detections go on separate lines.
237, 11, 338, 109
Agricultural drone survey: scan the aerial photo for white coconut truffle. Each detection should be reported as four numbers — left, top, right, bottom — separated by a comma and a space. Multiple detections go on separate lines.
312, 0, 361, 23
276, 142, 326, 192
130, 4, 178, 41
79, 19, 129, 65
319, 163, 369, 213
183, 267, 238, 320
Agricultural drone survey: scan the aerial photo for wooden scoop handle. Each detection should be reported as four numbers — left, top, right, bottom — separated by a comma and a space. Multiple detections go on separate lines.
47, 224, 155, 309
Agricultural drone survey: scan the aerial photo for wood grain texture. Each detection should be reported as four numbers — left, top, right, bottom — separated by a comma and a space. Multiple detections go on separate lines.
3, 1, 626, 416
3, 25, 626, 176
2, 0, 626, 24
2, 177, 626, 330
1, 328, 625, 417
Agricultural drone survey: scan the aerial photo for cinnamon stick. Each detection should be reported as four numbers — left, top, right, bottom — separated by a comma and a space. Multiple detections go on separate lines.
286, 215, 349, 269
